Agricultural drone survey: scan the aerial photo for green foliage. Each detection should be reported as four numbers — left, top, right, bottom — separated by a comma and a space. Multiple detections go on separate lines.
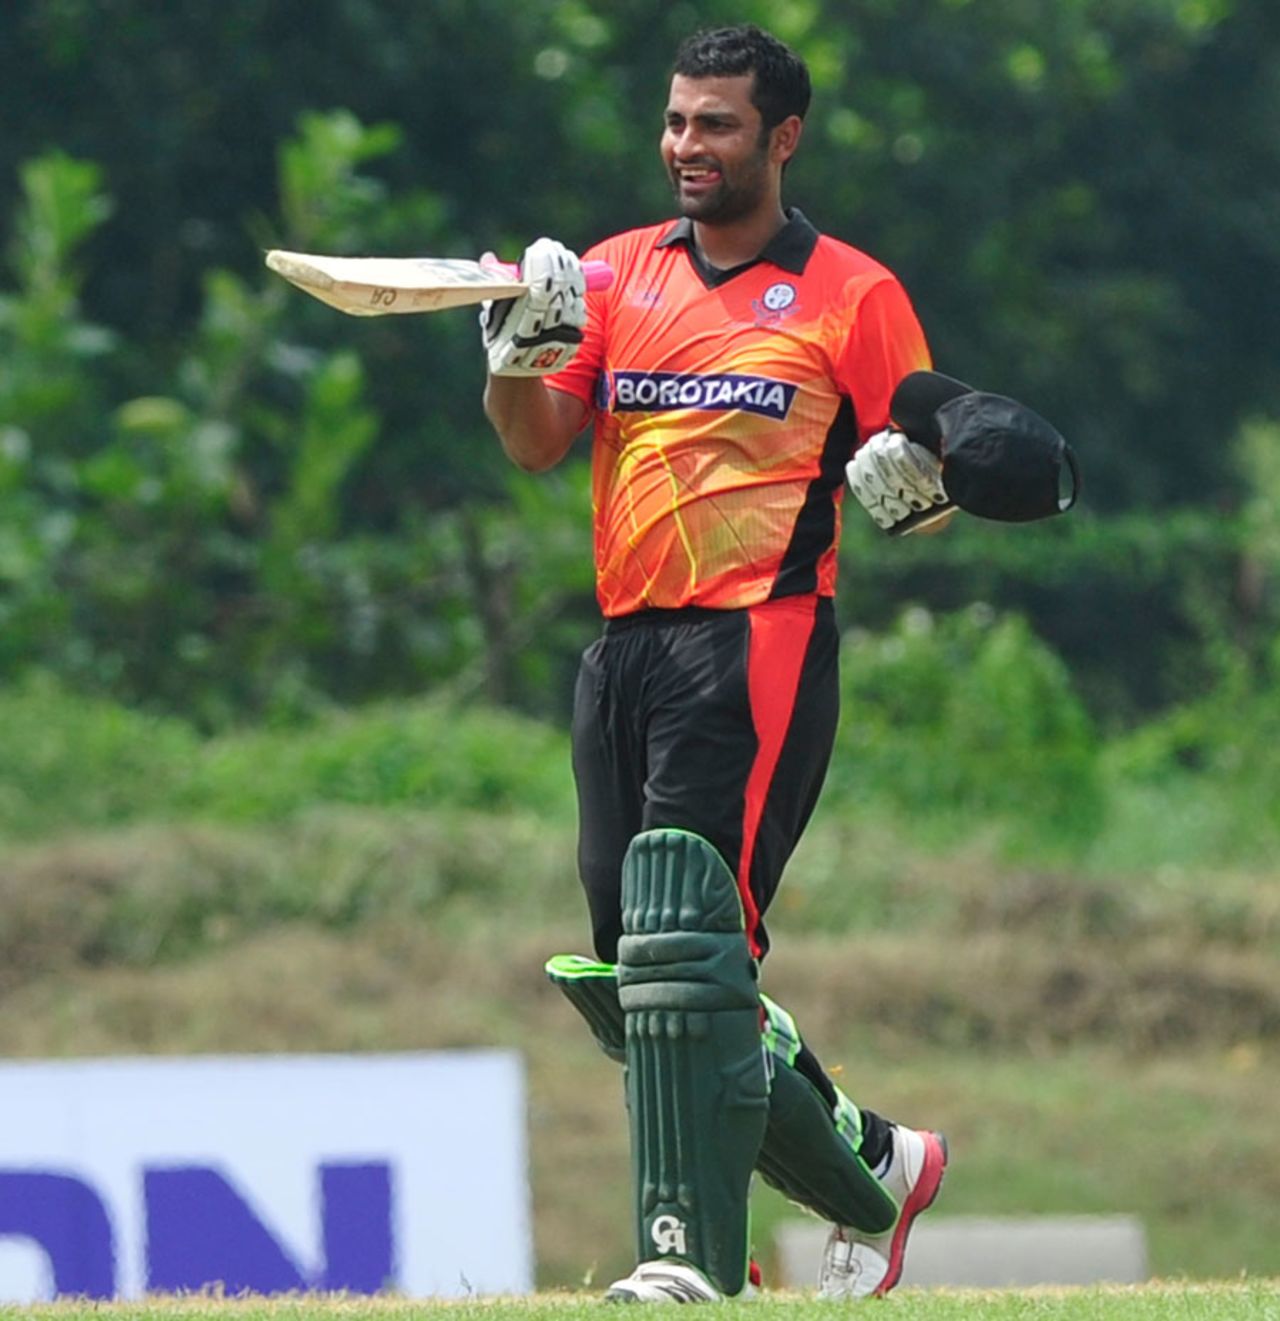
5, 152, 113, 320
0, 152, 115, 677
276, 110, 404, 250
0, 102, 611, 724
185, 699, 573, 823
836, 506, 1254, 723
0, 673, 200, 836
0, 1, 1277, 741
0, 677, 578, 975
9, 588, 1280, 878
0, 672, 572, 845
1070, 418, 1280, 869
1097, 672, 1280, 870
828, 607, 1103, 853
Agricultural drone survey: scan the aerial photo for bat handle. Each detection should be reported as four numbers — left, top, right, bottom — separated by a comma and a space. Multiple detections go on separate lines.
582, 260, 614, 291
888, 501, 956, 537
493, 259, 614, 291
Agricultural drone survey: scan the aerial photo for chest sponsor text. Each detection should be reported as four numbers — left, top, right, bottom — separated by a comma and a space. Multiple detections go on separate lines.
610, 371, 797, 421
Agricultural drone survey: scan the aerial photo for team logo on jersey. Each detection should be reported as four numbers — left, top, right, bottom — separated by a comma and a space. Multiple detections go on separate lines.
609, 370, 797, 420
751, 281, 800, 328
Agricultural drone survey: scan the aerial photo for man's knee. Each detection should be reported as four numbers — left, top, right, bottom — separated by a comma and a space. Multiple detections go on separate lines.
617, 828, 757, 1006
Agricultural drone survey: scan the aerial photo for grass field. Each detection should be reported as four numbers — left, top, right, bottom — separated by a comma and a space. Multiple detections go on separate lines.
6, 1282, 1280, 1321
4, 908, 1278, 1288
1, 692, 1277, 1300
1, 812, 1277, 1287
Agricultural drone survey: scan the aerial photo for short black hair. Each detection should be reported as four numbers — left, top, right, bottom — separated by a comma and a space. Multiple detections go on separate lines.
671, 25, 812, 130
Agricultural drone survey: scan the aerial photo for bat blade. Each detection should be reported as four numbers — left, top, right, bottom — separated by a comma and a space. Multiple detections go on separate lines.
265, 251, 528, 316
264, 250, 613, 316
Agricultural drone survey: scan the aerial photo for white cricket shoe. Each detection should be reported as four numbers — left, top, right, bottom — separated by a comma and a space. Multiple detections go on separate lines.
605, 1260, 724, 1303
817, 1126, 948, 1299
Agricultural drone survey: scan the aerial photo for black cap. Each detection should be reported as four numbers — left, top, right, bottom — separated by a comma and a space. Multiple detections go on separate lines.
936, 392, 1080, 522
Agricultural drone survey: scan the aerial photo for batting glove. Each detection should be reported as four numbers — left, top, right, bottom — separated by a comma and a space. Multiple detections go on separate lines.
847, 428, 948, 530
479, 237, 586, 377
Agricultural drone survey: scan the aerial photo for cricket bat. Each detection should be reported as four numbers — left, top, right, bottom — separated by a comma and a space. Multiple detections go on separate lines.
264, 249, 613, 316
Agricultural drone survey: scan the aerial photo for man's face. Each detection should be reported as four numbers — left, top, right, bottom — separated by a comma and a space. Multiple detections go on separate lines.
661, 73, 774, 224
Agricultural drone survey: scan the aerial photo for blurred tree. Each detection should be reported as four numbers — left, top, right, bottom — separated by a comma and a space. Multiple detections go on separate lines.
0, 152, 116, 680
0, 0, 1276, 724
3, 0, 1275, 507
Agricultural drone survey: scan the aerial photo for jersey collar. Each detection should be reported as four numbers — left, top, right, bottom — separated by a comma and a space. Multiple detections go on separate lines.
655, 208, 819, 286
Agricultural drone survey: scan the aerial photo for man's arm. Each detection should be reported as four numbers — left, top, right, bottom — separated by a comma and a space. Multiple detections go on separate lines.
483, 376, 588, 473
838, 280, 952, 536
476, 236, 592, 471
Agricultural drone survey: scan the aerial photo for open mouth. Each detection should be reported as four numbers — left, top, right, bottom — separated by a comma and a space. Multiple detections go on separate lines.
677, 164, 722, 188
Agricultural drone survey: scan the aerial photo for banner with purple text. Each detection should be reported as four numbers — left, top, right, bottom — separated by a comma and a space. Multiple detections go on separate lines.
0, 1052, 530, 1301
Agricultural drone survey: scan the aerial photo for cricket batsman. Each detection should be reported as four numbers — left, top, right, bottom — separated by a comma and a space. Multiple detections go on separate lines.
480, 24, 951, 1303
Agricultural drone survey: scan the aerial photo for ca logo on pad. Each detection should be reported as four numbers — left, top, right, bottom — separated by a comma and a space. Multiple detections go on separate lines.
651, 1215, 689, 1255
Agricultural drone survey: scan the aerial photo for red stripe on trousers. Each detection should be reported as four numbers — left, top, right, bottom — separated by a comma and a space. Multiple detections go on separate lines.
739, 595, 819, 958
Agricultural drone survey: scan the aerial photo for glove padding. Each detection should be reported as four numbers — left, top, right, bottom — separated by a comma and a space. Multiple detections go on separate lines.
846, 428, 949, 530
480, 237, 586, 377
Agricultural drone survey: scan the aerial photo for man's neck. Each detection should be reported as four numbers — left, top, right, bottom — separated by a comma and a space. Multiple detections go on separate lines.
692, 203, 788, 272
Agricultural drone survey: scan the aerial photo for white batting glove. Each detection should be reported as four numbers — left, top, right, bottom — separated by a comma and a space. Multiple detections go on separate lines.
847, 428, 948, 530
479, 237, 586, 377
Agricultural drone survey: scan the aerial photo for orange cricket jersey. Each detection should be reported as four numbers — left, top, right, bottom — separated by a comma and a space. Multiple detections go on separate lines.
547, 209, 931, 617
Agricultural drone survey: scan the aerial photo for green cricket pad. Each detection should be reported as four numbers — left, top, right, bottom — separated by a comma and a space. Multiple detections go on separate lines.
545, 954, 625, 1063
545, 962, 899, 1234
756, 995, 898, 1232
618, 829, 768, 1296
755, 1053, 898, 1233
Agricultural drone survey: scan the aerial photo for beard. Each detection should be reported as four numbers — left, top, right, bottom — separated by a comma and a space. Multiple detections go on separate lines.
669, 143, 771, 225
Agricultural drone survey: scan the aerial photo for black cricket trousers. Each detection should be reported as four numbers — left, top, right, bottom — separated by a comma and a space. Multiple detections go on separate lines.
570, 594, 838, 964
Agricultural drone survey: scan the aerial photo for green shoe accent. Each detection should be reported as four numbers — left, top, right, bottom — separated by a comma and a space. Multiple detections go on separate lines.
618, 829, 768, 1297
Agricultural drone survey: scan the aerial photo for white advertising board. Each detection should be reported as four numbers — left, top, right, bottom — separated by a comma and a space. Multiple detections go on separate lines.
0, 1052, 530, 1302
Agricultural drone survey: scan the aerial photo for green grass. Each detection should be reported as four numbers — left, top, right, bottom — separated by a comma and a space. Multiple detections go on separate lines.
3, 904, 1277, 1285
0, 683, 1278, 1293
5, 1282, 1280, 1320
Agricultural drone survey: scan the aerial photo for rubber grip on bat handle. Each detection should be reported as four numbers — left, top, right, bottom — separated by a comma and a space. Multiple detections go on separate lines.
495, 260, 614, 291
888, 501, 956, 537
582, 261, 614, 291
